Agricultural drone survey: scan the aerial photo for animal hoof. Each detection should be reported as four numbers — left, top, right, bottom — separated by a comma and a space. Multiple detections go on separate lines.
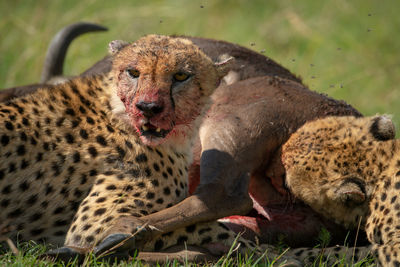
93, 233, 138, 260
41, 246, 83, 263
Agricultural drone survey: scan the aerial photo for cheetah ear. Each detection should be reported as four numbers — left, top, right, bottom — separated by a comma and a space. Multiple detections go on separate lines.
214, 55, 235, 79
108, 40, 129, 55
370, 115, 395, 141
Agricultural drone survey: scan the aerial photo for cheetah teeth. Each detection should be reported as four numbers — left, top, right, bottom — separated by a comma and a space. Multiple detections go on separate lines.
141, 126, 161, 132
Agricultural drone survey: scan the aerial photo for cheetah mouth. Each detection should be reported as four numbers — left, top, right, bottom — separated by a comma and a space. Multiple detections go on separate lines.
140, 123, 171, 138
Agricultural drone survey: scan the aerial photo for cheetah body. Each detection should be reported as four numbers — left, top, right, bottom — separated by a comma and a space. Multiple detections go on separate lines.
0, 35, 249, 255
4, 75, 188, 242
0, 72, 193, 248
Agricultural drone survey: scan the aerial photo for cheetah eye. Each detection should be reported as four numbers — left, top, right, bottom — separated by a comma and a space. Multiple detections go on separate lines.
173, 72, 190, 82
127, 68, 140, 79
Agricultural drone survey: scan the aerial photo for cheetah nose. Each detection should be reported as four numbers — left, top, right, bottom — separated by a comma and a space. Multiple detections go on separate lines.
135, 101, 164, 118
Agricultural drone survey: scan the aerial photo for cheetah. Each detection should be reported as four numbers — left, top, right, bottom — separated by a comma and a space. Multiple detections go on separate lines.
0, 34, 283, 261
2, 25, 363, 259
282, 115, 400, 266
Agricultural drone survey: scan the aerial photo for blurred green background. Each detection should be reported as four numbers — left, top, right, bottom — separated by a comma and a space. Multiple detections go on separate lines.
1, 0, 399, 126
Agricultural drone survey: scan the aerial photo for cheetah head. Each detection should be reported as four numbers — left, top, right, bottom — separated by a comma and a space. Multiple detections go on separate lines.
282, 115, 395, 228
109, 35, 233, 146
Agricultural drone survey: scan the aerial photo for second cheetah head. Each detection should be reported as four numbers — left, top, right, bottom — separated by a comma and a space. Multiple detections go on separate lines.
282, 115, 396, 228
109, 35, 233, 146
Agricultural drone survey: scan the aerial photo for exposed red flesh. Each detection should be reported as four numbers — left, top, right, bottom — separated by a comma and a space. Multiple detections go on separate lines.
189, 163, 360, 247
220, 206, 341, 247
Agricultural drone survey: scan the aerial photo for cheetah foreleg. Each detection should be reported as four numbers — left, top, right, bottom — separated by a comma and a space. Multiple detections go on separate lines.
287, 245, 374, 265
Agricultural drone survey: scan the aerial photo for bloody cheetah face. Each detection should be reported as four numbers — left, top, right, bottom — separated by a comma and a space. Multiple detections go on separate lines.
110, 35, 232, 146
282, 115, 395, 228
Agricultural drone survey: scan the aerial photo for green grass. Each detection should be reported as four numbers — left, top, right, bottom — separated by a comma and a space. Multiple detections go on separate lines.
0, 1, 398, 266
0, 229, 375, 266
0, 240, 376, 267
